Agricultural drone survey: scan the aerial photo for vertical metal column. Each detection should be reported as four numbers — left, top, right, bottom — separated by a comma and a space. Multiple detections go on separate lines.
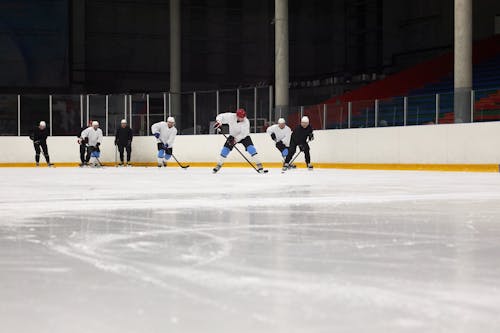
163, 93, 167, 121
105, 95, 109, 136
300, 106, 304, 122
323, 104, 327, 130
129, 95, 132, 126
193, 91, 197, 135
49, 95, 53, 136
374, 99, 379, 127
470, 89, 475, 122
168, 93, 172, 116
435, 93, 440, 124
348, 101, 352, 129
146, 94, 150, 135
17, 95, 21, 136
123, 94, 127, 120
269, 85, 273, 123
216, 90, 220, 115
454, 0, 473, 123
275, 0, 289, 111
403, 96, 408, 126
254, 87, 258, 133
86, 95, 90, 124
80, 94, 84, 126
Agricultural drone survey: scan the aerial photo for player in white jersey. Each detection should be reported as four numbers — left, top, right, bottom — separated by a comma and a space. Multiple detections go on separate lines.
266, 118, 292, 160
80, 121, 103, 167
151, 117, 177, 167
212, 108, 264, 173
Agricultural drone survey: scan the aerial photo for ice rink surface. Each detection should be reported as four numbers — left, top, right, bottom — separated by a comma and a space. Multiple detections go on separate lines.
1, 166, 500, 333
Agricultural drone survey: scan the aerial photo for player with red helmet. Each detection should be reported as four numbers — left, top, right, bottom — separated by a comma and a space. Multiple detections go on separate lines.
212, 108, 265, 173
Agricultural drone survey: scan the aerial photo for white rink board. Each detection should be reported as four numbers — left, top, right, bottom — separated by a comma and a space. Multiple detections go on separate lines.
1, 122, 500, 164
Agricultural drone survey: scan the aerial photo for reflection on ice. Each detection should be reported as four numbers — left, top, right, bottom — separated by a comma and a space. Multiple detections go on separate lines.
1, 167, 500, 332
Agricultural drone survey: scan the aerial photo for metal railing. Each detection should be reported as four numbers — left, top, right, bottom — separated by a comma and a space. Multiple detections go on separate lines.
0, 86, 499, 137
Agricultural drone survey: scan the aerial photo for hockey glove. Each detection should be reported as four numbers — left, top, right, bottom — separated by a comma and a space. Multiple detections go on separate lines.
227, 136, 236, 147
308, 133, 314, 141
270, 133, 277, 141
164, 143, 169, 150
213, 121, 222, 129
153, 133, 160, 139
96, 142, 101, 147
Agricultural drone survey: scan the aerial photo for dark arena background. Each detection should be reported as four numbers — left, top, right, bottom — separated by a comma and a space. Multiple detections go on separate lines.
1, 1, 500, 332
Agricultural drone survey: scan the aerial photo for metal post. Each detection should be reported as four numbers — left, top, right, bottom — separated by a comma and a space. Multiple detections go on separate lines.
146, 94, 150, 135
403, 96, 408, 126
105, 94, 109, 136
216, 90, 220, 115
275, 0, 289, 111
300, 106, 304, 118
374, 99, 379, 127
17, 95, 21, 136
129, 95, 132, 126
86, 94, 89, 124
254, 87, 258, 133
435, 93, 440, 124
193, 91, 197, 135
168, 92, 172, 116
348, 101, 352, 129
123, 94, 127, 120
49, 95, 53, 136
80, 94, 83, 126
163, 93, 167, 121
470, 89, 475, 122
269, 85, 273, 123
236, 89, 240, 108
323, 104, 327, 130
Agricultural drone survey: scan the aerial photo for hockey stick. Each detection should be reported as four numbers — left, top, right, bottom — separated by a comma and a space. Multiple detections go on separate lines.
288, 150, 303, 166
171, 153, 190, 169
219, 131, 268, 173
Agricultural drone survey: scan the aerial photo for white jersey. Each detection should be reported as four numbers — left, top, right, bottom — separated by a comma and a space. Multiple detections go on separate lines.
216, 112, 250, 142
81, 127, 103, 146
266, 124, 292, 146
151, 121, 177, 147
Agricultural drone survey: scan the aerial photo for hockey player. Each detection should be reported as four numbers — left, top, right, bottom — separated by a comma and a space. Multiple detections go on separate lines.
151, 117, 177, 167
115, 119, 133, 166
30, 121, 53, 167
81, 121, 103, 167
77, 120, 92, 167
283, 116, 314, 171
266, 117, 292, 162
212, 108, 265, 173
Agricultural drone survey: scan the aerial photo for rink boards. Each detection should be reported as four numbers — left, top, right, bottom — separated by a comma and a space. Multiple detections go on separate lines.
1, 121, 500, 172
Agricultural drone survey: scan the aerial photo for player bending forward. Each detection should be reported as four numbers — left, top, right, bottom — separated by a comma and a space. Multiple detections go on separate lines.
283, 116, 314, 171
151, 117, 177, 167
81, 121, 103, 167
266, 118, 295, 167
212, 109, 265, 173
30, 121, 53, 167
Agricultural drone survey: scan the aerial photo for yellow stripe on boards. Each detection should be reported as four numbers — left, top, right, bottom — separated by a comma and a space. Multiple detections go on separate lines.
0, 162, 498, 173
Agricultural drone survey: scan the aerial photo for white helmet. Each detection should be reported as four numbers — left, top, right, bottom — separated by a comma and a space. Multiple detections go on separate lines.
301, 116, 310, 124
39, 121, 46, 128
278, 118, 286, 124
167, 116, 175, 123
120, 119, 127, 124
92, 121, 99, 127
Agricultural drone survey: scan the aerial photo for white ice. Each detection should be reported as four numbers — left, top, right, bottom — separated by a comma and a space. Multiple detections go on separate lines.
1, 167, 500, 333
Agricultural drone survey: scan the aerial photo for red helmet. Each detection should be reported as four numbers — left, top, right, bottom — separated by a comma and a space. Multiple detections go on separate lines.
236, 108, 246, 118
